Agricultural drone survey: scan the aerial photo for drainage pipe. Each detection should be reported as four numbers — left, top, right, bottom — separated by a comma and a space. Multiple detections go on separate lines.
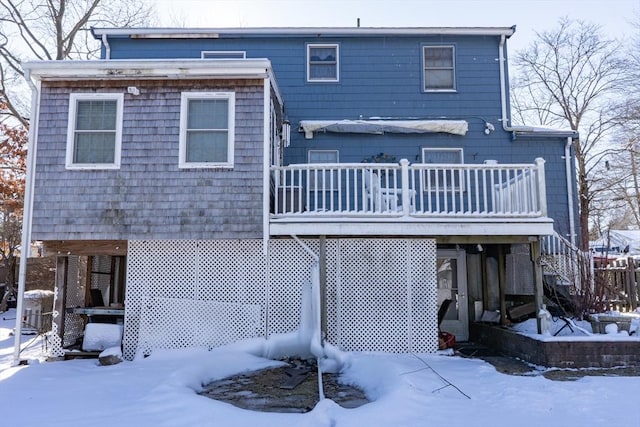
12, 69, 40, 364
291, 235, 325, 400
565, 137, 576, 246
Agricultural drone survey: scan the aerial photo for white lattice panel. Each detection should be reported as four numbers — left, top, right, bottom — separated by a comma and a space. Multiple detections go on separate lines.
268, 239, 316, 335
124, 238, 438, 360
325, 239, 438, 353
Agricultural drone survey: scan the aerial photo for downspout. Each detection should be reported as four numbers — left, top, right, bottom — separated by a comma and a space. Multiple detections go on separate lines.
262, 77, 271, 256
498, 34, 516, 134
565, 137, 576, 246
102, 34, 111, 60
290, 235, 325, 400
12, 69, 40, 364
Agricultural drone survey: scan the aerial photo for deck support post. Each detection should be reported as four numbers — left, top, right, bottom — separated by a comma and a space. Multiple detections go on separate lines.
498, 245, 507, 325
319, 235, 327, 339
530, 238, 544, 334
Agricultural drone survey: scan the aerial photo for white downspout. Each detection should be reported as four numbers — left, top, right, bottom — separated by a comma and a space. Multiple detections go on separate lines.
498, 35, 516, 133
262, 77, 271, 256
565, 137, 577, 246
12, 69, 40, 364
290, 235, 325, 400
102, 34, 111, 60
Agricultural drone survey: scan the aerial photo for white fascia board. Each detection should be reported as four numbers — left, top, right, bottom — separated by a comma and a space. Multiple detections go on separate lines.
23, 58, 275, 81
92, 26, 516, 38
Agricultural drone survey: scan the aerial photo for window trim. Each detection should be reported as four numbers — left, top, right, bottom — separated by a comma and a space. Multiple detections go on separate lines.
65, 93, 124, 170
201, 51, 247, 59
422, 45, 456, 92
179, 91, 236, 169
421, 147, 464, 191
306, 43, 340, 83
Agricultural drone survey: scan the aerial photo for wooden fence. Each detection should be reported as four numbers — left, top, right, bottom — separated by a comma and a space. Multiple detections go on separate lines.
593, 257, 640, 312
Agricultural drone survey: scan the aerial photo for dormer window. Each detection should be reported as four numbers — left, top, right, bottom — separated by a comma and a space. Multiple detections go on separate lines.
307, 44, 339, 82
423, 46, 456, 92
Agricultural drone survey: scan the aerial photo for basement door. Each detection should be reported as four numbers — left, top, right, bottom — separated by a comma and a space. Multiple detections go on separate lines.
437, 249, 468, 341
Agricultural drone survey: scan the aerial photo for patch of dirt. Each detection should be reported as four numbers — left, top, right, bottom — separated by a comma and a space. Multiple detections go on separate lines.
199, 359, 369, 413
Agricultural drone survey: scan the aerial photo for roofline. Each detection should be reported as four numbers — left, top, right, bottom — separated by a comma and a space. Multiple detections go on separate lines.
23, 58, 283, 105
23, 58, 272, 80
91, 26, 517, 39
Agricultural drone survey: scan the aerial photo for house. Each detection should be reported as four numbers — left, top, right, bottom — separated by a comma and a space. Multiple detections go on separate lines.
17, 26, 579, 360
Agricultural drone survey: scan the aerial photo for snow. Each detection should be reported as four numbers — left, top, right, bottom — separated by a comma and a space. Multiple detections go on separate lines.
82, 323, 124, 351
1, 309, 640, 426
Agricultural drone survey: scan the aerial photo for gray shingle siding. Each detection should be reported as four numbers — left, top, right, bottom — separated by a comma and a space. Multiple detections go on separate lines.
32, 79, 266, 241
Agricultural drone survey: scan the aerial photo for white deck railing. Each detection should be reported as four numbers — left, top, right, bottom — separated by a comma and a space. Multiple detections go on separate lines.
271, 158, 547, 218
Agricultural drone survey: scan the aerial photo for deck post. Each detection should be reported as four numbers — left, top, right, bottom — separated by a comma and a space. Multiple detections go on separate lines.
535, 158, 547, 216
530, 238, 544, 334
498, 245, 507, 325
319, 235, 327, 339
53, 256, 69, 344
400, 159, 410, 215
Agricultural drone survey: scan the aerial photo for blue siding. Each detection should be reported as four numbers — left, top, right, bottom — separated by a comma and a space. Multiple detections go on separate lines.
100, 32, 577, 239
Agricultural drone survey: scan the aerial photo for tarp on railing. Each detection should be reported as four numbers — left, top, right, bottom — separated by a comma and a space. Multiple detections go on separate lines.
299, 119, 469, 139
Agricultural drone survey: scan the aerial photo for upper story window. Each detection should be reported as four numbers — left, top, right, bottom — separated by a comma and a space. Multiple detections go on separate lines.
179, 92, 235, 169
307, 44, 339, 82
422, 147, 464, 191
66, 93, 123, 170
308, 149, 339, 190
423, 45, 456, 92
201, 51, 246, 59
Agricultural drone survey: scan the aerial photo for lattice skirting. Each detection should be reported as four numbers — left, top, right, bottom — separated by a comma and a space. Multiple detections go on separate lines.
124, 238, 437, 360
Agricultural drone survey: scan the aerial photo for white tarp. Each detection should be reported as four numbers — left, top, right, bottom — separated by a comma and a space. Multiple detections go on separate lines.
299, 119, 469, 139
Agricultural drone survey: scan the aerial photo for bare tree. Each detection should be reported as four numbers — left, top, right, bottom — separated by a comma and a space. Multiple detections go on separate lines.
0, 0, 155, 125
0, 115, 25, 311
511, 18, 626, 249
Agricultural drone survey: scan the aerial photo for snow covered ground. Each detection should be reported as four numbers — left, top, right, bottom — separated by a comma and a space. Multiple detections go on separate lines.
1, 308, 639, 427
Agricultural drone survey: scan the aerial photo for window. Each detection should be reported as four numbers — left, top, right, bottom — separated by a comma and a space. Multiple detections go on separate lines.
308, 150, 339, 190
179, 92, 235, 168
423, 45, 456, 91
201, 51, 246, 59
422, 147, 464, 191
66, 93, 123, 169
307, 44, 339, 82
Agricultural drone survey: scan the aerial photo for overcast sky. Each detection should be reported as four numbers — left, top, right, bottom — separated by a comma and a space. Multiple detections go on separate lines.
148, 0, 638, 52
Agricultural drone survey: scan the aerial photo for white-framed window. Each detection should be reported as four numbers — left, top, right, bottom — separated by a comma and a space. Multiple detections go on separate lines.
66, 93, 123, 170
201, 51, 246, 59
307, 44, 339, 82
423, 45, 456, 92
422, 147, 464, 191
179, 92, 235, 169
308, 149, 339, 190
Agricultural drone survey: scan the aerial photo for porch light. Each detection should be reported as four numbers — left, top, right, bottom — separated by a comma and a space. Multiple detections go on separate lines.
282, 120, 291, 147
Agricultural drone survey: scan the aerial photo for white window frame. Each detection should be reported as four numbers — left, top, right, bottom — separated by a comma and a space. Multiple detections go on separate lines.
65, 93, 123, 170
422, 45, 456, 92
179, 92, 235, 169
421, 147, 464, 191
201, 51, 246, 59
307, 43, 339, 82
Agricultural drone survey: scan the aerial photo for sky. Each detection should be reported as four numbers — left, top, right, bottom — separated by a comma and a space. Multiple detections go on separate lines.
2, 308, 640, 427
148, 0, 639, 53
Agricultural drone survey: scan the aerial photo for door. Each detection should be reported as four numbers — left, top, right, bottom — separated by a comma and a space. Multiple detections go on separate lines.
437, 249, 468, 341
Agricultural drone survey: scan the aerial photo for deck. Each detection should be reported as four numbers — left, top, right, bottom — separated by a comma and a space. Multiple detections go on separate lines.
269, 158, 553, 239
